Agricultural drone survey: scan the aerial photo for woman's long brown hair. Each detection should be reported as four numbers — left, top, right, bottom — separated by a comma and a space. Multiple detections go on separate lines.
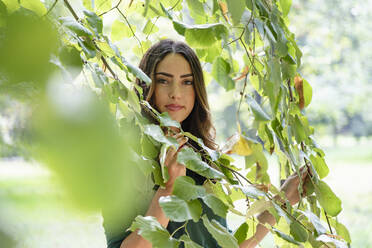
136, 39, 217, 150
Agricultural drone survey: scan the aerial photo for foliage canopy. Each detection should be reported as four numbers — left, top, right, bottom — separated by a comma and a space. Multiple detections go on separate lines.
0, 0, 351, 247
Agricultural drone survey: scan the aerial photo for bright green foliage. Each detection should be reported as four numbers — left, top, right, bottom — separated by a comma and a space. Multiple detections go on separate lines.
212, 56, 235, 91
159, 195, 202, 222
179, 235, 203, 248
59, 17, 93, 37
177, 146, 224, 179
272, 227, 301, 245
233, 222, 249, 244
315, 180, 342, 217
202, 194, 228, 219
0, 0, 350, 247
300, 210, 327, 235
111, 20, 135, 41
202, 215, 239, 248
172, 176, 206, 201
289, 221, 308, 242
129, 215, 179, 247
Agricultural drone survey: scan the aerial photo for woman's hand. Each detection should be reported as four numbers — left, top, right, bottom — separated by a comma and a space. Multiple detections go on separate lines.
163, 132, 188, 191
279, 166, 309, 205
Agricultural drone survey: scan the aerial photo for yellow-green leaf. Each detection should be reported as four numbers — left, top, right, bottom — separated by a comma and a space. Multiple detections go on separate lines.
20, 0, 46, 16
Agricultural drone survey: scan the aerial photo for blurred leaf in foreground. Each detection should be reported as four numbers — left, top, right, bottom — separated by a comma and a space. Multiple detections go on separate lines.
0, 7, 58, 95
31, 82, 140, 213
0, 229, 15, 248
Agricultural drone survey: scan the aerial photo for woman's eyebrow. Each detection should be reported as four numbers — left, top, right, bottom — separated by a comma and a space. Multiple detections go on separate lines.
155, 72, 193, 78
155, 72, 173, 77
180, 73, 193, 78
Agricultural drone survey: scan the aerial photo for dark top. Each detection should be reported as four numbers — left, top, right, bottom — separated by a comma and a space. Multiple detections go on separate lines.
102, 169, 226, 248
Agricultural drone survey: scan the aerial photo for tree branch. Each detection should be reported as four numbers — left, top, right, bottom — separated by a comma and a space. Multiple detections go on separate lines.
62, 0, 79, 20
44, 0, 59, 17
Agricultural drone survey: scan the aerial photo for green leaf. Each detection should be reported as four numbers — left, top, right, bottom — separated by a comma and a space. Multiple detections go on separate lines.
121, 56, 152, 85
180, 235, 203, 248
281, 59, 297, 81
186, 0, 206, 24
272, 228, 301, 245
279, 0, 292, 17
83, 0, 93, 11
316, 234, 348, 248
185, 28, 217, 48
158, 112, 180, 128
143, 124, 178, 147
91, 63, 108, 88
2, 0, 20, 13
143, 0, 150, 16
59, 17, 93, 37
177, 147, 224, 179
159, 195, 202, 222
314, 180, 342, 217
202, 215, 239, 248
202, 194, 228, 218
59, 45, 83, 70
159, 144, 170, 183
172, 176, 206, 201
272, 202, 291, 224
212, 56, 234, 91
303, 79, 312, 107
290, 221, 308, 242
20, 0, 46, 16
141, 134, 159, 159
233, 222, 249, 244
95, 0, 111, 14
77, 38, 96, 59
246, 199, 272, 217
83, 10, 103, 34
299, 210, 327, 235
226, 0, 245, 25
246, 95, 271, 121
330, 219, 351, 243
142, 19, 159, 35
310, 154, 329, 179
234, 184, 265, 200
184, 23, 228, 48
292, 115, 307, 143
129, 215, 179, 248
111, 20, 135, 41
0, 0, 6, 26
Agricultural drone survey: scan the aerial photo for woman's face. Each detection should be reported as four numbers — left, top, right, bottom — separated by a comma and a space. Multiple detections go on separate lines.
153, 53, 195, 123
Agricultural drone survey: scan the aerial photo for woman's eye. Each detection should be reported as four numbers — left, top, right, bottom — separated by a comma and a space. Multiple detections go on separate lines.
184, 80, 194, 85
156, 79, 168, 84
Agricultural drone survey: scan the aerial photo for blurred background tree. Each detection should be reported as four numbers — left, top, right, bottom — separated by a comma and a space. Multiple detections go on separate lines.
290, 0, 372, 143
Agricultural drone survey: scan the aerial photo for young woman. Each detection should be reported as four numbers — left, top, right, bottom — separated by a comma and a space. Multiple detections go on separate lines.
103, 39, 308, 248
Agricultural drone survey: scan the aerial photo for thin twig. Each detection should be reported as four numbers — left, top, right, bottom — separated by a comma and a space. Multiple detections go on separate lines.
170, 221, 188, 237
236, 70, 249, 124
227, 28, 245, 45
62, 0, 79, 20
116, 8, 143, 55
146, 16, 160, 40
324, 211, 334, 234
101, 56, 117, 80
99, 0, 123, 16
287, 79, 294, 102
44, 0, 59, 17
62, 0, 120, 83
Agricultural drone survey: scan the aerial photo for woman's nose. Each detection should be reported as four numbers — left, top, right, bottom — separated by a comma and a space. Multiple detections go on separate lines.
169, 82, 182, 99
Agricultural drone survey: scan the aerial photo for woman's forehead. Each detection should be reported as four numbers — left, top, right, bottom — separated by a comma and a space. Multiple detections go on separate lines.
155, 53, 192, 75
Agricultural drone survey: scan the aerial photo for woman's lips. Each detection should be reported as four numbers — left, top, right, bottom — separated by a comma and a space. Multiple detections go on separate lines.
165, 104, 184, 111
